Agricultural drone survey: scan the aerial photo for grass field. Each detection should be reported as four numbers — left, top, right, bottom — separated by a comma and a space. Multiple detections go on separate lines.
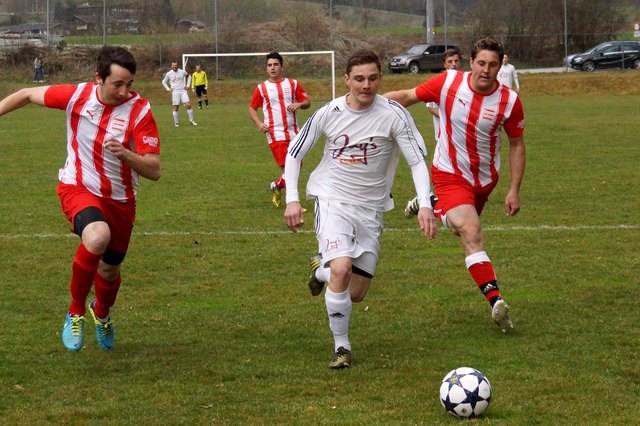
0, 72, 638, 425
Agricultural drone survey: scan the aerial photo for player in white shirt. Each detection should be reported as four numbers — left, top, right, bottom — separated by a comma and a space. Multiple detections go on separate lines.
385, 38, 526, 334
497, 54, 520, 92
284, 50, 437, 369
0, 46, 161, 352
162, 61, 197, 127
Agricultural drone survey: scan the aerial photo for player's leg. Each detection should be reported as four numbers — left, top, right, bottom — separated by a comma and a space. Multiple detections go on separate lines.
446, 204, 513, 332
268, 142, 288, 208
183, 92, 197, 125
89, 198, 135, 350
57, 184, 112, 350
89, 260, 120, 350
171, 92, 181, 126
203, 88, 209, 107
325, 256, 355, 369
196, 86, 203, 109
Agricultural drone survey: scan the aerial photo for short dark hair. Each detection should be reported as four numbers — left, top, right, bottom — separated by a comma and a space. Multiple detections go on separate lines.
443, 48, 462, 63
470, 38, 504, 63
266, 51, 283, 65
345, 49, 381, 75
96, 46, 136, 80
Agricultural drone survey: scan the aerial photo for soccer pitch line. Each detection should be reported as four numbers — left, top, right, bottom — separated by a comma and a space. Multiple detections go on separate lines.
0, 224, 637, 240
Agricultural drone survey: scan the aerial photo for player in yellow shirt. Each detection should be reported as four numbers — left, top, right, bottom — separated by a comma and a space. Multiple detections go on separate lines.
191, 64, 209, 109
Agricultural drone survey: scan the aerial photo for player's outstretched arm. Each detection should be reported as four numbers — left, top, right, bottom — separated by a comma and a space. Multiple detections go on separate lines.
0, 86, 48, 117
383, 88, 420, 108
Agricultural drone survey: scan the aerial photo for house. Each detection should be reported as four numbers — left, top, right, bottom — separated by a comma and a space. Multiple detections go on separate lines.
176, 19, 207, 33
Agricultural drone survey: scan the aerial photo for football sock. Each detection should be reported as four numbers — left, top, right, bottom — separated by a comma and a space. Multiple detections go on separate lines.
275, 176, 286, 190
205, 99, 209, 106
325, 288, 352, 351
187, 109, 195, 121
315, 264, 331, 283
69, 244, 102, 315
198, 100, 202, 108
465, 251, 501, 307
172, 111, 179, 124
93, 273, 122, 320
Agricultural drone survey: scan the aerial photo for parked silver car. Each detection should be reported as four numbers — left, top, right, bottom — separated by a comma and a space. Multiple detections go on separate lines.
388, 44, 460, 73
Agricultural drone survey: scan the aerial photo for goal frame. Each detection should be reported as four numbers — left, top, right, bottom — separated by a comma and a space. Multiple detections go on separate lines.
182, 50, 336, 99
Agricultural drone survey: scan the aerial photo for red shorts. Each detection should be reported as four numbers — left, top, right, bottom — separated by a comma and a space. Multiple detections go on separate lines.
270, 140, 290, 167
57, 183, 136, 254
431, 168, 498, 216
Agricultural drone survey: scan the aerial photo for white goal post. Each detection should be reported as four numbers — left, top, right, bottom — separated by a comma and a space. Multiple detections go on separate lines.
182, 50, 336, 99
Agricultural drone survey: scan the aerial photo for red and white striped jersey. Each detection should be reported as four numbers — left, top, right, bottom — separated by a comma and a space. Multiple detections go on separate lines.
249, 78, 309, 144
416, 70, 525, 188
44, 83, 160, 201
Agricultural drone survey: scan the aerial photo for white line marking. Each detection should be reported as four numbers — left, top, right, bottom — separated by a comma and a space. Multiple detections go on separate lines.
0, 224, 637, 239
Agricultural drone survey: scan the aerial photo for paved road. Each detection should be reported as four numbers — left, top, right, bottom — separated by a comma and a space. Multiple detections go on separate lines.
518, 67, 575, 74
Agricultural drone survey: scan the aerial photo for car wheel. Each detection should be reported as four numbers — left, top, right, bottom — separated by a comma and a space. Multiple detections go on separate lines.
409, 62, 420, 74
633, 58, 640, 69
582, 61, 595, 72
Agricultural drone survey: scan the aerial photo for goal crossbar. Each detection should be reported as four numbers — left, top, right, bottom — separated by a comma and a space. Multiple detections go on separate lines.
182, 50, 336, 99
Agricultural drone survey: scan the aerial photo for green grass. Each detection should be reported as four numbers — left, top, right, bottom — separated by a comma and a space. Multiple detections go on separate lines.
0, 79, 639, 424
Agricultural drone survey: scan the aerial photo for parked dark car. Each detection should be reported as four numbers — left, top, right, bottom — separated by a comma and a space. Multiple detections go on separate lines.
388, 44, 460, 73
567, 41, 640, 72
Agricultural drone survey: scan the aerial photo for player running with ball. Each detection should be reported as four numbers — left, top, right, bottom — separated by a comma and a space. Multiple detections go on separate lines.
284, 49, 437, 369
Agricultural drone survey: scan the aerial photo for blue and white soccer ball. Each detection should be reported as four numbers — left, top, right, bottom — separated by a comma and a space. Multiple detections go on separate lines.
439, 367, 492, 418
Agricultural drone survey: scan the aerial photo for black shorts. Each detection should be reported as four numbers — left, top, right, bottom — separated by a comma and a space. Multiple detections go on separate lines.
195, 85, 207, 97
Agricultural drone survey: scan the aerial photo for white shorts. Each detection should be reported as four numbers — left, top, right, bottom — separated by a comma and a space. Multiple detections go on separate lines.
314, 197, 383, 276
171, 90, 190, 106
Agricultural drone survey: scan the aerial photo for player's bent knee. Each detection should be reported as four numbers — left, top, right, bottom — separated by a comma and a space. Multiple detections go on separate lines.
102, 248, 126, 266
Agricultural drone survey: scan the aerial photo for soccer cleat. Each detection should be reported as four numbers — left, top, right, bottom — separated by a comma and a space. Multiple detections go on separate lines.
307, 255, 325, 296
198, 105, 202, 110
89, 301, 115, 350
61, 313, 85, 351
269, 181, 283, 208
190, 120, 198, 126
403, 193, 439, 219
491, 299, 514, 333
174, 123, 179, 127
328, 346, 352, 369
404, 196, 419, 218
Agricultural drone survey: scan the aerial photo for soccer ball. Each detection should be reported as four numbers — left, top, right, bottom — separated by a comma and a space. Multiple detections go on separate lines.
439, 367, 492, 418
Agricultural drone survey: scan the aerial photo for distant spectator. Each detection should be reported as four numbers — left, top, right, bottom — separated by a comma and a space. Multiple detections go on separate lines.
33, 53, 44, 83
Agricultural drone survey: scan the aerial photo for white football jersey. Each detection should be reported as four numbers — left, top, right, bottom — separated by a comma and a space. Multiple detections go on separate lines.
162, 69, 190, 91
287, 94, 426, 212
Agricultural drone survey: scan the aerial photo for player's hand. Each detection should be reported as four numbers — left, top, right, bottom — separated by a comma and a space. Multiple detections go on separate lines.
417, 207, 437, 240
287, 103, 300, 113
284, 202, 304, 233
103, 137, 128, 161
258, 122, 269, 133
504, 190, 521, 216
205, 86, 208, 91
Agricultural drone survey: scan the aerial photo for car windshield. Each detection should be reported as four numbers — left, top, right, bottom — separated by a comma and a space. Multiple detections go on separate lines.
406, 45, 426, 55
